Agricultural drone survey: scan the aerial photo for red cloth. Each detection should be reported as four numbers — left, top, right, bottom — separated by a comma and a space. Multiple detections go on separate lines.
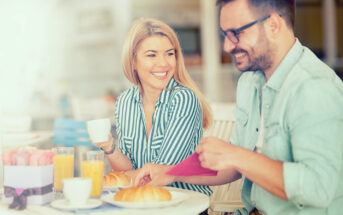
166, 153, 217, 176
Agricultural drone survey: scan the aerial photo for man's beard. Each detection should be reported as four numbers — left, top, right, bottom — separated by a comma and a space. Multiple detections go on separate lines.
245, 52, 273, 72
232, 47, 273, 73
231, 30, 274, 73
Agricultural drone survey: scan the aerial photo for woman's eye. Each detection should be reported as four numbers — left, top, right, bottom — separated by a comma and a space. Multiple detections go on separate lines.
167, 52, 175, 56
147, 54, 156, 57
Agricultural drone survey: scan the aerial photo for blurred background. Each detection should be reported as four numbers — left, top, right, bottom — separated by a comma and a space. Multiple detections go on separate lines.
0, 0, 342, 130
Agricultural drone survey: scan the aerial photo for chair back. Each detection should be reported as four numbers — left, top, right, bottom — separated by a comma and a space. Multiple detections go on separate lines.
53, 118, 96, 149
205, 103, 244, 214
204, 102, 235, 141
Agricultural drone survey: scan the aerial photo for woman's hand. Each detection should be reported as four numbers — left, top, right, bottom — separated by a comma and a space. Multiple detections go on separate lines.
122, 169, 140, 184
134, 163, 175, 187
91, 134, 114, 152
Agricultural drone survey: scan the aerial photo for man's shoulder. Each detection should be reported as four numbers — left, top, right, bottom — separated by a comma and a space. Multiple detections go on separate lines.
279, 47, 343, 108
283, 47, 343, 93
295, 47, 336, 80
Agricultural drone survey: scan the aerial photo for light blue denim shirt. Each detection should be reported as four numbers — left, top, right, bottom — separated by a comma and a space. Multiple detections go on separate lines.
231, 39, 343, 215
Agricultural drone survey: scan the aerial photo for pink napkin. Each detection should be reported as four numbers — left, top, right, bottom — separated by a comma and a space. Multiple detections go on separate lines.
166, 153, 217, 176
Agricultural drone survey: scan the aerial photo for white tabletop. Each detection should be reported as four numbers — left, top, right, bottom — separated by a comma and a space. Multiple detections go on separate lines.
2, 130, 53, 150
0, 187, 209, 215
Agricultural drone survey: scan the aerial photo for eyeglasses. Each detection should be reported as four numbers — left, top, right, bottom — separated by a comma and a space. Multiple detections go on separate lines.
220, 15, 271, 44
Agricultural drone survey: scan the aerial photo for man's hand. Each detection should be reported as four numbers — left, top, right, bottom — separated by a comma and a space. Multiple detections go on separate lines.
134, 163, 175, 187
196, 136, 239, 171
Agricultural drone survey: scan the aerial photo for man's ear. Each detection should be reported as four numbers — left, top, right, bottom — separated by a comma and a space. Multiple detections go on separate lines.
266, 13, 282, 38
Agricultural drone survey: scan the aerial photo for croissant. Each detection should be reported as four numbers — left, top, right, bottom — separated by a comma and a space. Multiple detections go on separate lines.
114, 185, 172, 202
103, 171, 131, 187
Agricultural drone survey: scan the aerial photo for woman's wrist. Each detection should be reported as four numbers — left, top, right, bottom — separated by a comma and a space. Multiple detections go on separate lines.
101, 140, 116, 155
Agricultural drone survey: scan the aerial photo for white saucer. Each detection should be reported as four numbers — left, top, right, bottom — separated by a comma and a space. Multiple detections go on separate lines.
51, 198, 102, 210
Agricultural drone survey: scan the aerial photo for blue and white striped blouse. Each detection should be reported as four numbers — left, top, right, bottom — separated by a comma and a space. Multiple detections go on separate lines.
115, 78, 212, 196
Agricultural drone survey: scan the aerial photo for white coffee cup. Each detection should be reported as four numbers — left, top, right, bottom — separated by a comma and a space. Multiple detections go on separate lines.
86, 118, 111, 143
63, 177, 92, 206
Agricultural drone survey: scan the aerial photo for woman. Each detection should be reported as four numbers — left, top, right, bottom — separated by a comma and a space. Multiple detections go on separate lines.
94, 18, 212, 195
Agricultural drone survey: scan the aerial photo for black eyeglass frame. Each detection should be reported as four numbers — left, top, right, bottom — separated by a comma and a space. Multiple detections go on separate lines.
220, 14, 271, 44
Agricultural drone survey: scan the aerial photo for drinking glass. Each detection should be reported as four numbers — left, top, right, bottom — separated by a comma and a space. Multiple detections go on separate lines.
52, 147, 74, 192
81, 150, 104, 197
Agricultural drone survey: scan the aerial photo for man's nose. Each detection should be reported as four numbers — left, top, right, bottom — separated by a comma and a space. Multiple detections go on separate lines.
223, 37, 236, 53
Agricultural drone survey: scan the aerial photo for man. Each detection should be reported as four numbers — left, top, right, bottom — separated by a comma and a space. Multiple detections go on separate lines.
135, 0, 343, 214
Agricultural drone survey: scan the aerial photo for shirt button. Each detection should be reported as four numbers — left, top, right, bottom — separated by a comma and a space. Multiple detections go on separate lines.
256, 128, 259, 132
265, 104, 270, 109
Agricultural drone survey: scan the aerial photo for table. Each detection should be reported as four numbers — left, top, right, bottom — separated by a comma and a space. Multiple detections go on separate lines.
0, 187, 209, 215
2, 130, 53, 150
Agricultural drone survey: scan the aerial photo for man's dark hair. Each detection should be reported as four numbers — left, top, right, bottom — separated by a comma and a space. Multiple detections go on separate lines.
216, 0, 295, 29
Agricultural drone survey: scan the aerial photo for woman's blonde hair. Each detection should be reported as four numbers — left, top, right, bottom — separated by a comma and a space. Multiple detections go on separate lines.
121, 18, 212, 129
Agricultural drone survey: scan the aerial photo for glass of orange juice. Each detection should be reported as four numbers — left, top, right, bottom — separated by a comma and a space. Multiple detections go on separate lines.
52, 147, 74, 192
81, 150, 104, 197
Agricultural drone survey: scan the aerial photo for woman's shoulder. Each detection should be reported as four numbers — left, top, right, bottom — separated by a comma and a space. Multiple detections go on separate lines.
172, 86, 198, 101
117, 86, 138, 104
167, 85, 201, 118
169, 85, 199, 108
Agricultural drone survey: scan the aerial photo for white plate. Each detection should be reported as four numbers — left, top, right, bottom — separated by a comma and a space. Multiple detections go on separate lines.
50, 198, 102, 210
101, 191, 189, 209
103, 184, 132, 192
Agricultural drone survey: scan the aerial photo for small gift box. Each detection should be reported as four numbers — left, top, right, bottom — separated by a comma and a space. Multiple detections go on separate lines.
2, 165, 54, 209
2, 149, 55, 210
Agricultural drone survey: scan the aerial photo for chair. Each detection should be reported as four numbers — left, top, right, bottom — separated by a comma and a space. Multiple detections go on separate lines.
204, 103, 244, 215
53, 118, 96, 149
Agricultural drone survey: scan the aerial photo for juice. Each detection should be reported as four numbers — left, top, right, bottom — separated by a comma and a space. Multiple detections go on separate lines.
81, 160, 104, 197
53, 154, 74, 191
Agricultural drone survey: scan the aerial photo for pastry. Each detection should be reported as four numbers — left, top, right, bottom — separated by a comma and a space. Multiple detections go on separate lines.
114, 185, 172, 202
103, 171, 131, 187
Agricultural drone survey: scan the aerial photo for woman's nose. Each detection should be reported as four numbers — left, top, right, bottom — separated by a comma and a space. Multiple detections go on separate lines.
158, 55, 169, 66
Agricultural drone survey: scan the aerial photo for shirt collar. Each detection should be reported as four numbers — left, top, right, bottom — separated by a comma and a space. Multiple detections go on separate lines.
133, 86, 141, 103
133, 78, 179, 105
266, 38, 303, 91
252, 70, 266, 90
157, 78, 179, 105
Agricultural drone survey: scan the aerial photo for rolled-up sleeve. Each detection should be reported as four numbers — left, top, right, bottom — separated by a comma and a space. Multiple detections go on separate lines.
152, 89, 202, 165
284, 79, 343, 208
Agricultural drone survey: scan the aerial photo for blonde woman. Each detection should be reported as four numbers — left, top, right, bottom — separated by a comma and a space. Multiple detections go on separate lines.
93, 18, 212, 195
